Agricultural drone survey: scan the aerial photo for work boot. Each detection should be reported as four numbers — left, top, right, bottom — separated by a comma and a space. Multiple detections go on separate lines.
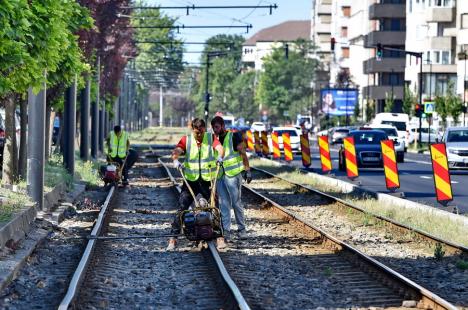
216, 237, 227, 250
237, 230, 248, 239
166, 238, 177, 251
122, 179, 129, 186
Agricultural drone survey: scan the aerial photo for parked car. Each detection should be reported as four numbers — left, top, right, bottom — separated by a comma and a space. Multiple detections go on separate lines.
371, 113, 410, 150
330, 127, 350, 144
250, 122, 266, 133
409, 126, 442, 144
442, 127, 468, 169
268, 126, 302, 153
364, 124, 405, 162
339, 130, 388, 170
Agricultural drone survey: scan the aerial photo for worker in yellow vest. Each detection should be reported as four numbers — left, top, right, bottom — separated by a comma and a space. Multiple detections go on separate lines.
167, 118, 224, 251
211, 116, 252, 249
105, 125, 138, 185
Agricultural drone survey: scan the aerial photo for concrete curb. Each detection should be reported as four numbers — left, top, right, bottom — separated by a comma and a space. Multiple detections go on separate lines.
256, 156, 468, 227
0, 182, 87, 294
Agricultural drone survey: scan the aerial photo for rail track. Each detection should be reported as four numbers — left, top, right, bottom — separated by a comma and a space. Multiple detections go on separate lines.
160, 157, 460, 309
59, 154, 249, 309
246, 165, 467, 309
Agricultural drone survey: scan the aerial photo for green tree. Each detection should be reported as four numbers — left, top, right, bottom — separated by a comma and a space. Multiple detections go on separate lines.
435, 81, 462, 127
255, 40, 317, 123
366, 99, 375, 122
384, 92, 395, 112
403, 85, 417, 116
228, 71, 258, 121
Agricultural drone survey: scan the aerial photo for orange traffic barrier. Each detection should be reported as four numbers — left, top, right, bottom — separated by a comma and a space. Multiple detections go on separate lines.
254, 131, 261, 154
282, 132, 293, 162
430, 143, 453, 205
381, 139, 400, 191
246, 130, 254, 151
343, 136, 358, 179
300, 134, 311, 167
318, 135, 332, 172
271, 132, 281, 159
261, 131, 269, 157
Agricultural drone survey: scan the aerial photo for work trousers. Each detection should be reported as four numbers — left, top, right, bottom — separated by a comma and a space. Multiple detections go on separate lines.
109, 149, 138, 180
171, 178, 212, 234
217, 173, 245, 234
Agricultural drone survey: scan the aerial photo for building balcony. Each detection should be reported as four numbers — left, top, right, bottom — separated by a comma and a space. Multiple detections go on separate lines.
362, 85, 404, 100
369, 3, 405, 19
425, 7, 454, 23
363, 57, 405, 74
365, 31, 405, 47
317, 3, 331, 15
315, 22, 331, 34
422, 64, 457, 73
457, 29, 468, 46
426, 36, 453, 50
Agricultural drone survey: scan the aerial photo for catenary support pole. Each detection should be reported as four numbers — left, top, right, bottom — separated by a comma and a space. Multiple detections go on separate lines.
27, 79, 46, 210
91, 57, 100, 158
159, 85, 163, 127
80, 75, 90, 160
418, 57, 423, 148
64, 76, 77, 175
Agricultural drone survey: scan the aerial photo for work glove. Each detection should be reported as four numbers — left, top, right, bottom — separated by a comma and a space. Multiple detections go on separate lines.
173, 159, 182, 170
242, 170, 252, 184
216, 156, 223, 165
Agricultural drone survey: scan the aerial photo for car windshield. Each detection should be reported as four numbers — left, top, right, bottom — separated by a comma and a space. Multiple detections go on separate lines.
351, 132, 386, 144
381, 121, 406, 131
335, 129, 349, 133
373, 128, 397, 136
447, 130, 468, 142
274, 130, 298, 137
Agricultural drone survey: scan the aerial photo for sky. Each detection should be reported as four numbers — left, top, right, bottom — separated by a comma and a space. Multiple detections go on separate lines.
147, 0, 312, 64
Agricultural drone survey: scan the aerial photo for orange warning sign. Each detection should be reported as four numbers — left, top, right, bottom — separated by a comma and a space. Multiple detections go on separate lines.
318, 135, 332, 172
246, 130, 254, 151
381, 139, 400, 190
271, 132, 280, 159
430, 143, 453, 204
300, 134, 311, 167
343, 136, 358, 179
261, 131, 269, 157
282, 132, 293, 162
254, 131, 261, 154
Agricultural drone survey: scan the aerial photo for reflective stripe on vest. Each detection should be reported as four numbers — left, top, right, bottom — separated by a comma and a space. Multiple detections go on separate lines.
183, 133, 217, 181
110, 131, 128, 158
221, 131, 244, 177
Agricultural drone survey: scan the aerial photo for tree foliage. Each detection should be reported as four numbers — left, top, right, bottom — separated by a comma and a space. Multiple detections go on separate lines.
435, 81, 463, 127
403, 85, 417, 116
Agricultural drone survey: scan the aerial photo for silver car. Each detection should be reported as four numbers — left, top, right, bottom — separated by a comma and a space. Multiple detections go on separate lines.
443, 127, 468, 169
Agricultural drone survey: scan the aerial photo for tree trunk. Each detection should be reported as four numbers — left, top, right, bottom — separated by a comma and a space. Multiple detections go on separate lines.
2, 93, 18, 184
18, 95, 28, 180
45, 104, 52, 161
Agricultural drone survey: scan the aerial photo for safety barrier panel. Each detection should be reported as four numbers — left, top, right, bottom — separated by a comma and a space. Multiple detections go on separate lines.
271, 132, 280, 159
318, 135, 332, 173
282, 132, 293, 162
300, 134, 311, 167
246, 130, 254, 152
381, 139, 400, 191
429, 143, 453, 205
261, 131, 269, 157
254, 131, 261, 155
343, 136, 358, 180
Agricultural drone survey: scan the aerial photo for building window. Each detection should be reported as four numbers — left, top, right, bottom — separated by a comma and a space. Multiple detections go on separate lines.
342, 6, 350, 17
428, 0, 454, 7
462, 14, 468, 29
341, 27, 348, 38
341, 47, 350, 58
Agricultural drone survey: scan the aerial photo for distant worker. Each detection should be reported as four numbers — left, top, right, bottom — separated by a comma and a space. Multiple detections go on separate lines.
167, 118, 224, 251
105, 125, 138, 185
211, 116, 252, 247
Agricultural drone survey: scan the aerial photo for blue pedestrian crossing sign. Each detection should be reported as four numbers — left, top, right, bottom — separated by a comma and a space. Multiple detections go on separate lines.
424, 102, 435, 114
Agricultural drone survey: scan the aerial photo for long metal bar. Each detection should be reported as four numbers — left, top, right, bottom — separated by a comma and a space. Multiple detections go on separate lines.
129, 25, 252, 29
80, 75, 90, 160
64, 76, 77, 175
59, 186, 116, 310
135, 41, 234, 45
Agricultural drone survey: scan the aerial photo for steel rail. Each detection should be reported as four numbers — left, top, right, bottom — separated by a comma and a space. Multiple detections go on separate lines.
251, 166, 468, 255
158, 158, 251, 310
58, 186, 116, 310
242, 184, 458, 310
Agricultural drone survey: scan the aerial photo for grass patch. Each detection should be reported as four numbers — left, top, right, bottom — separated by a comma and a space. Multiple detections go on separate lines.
129, 126, 190, 145
0, 187, 32, 223
45, 154, 74, 191
250, 158, 468, 247
456, 260, 468, 270
75, 159, 101, 187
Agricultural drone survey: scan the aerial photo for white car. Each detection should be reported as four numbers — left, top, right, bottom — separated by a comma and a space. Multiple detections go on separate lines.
250, 122, 266, 132
409, 126, 442, 144
442, 127, 468, 169
268, 126, 302, 153
365, 125, 405, 162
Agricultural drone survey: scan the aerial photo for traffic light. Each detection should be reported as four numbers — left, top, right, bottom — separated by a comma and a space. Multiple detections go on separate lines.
330, 37, 336, 51
415, 103, 423, 117
376, 43, 383, 61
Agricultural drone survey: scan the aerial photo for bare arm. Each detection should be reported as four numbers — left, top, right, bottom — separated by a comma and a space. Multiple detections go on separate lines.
215, 144, 224, 158
171, 147, 184, 161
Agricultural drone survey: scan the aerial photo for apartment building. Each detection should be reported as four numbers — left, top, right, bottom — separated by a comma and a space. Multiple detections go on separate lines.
330, 0, 351, 85
456, 0, 468, 106
311, 0, 332, 89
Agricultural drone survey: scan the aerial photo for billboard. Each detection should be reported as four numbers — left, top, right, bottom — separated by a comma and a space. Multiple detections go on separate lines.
320, 88, 358, 116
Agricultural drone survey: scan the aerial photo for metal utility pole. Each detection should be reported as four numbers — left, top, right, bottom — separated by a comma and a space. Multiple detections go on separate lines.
204, 53, 210, 125
27, 79, 46, 210
418, 57, 423, 148
159, 85, 163, 127
98, 61, 104, 152
64, 76, 77, 175
91, 56, 100, 158
80, 75, 90, 160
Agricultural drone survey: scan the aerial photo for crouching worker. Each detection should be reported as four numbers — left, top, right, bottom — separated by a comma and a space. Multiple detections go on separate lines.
167, 118, 224, 251
105, 125, 138, 185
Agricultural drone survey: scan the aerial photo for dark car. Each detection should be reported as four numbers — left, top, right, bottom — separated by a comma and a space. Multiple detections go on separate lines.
338, 130, 388, 171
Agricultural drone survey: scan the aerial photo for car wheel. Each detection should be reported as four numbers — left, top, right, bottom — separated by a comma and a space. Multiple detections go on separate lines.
338, 154, 346, 171
397, 152, 404, 163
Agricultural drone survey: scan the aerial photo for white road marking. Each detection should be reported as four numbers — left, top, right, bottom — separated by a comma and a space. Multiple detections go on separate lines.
405, 159, 432, 165
420, 176, 432, 179
451, 180, 459, 184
